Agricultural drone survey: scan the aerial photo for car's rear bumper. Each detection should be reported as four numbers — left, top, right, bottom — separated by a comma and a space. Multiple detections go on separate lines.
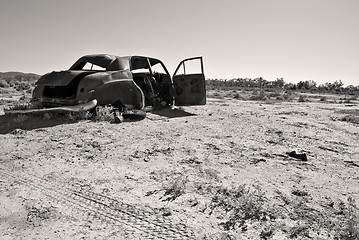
3, 99, 97, 115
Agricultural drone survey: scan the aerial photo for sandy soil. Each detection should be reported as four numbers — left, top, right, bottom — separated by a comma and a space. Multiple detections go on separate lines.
0, 93, 358, 239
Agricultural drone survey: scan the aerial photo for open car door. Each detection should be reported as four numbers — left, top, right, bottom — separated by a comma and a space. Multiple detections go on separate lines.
173, 57, 206, 106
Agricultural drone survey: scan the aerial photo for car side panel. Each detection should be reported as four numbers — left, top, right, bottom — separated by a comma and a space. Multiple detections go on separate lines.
94, 80, 145, 110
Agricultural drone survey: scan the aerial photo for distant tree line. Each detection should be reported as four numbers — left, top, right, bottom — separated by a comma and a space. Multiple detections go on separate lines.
206, 78, 359, 94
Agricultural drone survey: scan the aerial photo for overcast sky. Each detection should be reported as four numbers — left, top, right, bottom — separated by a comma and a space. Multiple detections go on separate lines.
0, 0, 358, 86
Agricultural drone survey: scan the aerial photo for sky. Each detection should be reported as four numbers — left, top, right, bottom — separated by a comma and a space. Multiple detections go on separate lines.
0, 0, 358, 86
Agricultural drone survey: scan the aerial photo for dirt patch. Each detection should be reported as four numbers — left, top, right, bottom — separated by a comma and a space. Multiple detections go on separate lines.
1, 94, 358, 239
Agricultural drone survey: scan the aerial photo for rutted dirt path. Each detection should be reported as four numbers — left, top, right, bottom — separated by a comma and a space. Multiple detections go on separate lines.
0, 168, 194, 239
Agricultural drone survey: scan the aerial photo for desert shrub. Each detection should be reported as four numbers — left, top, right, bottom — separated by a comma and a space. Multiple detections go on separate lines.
209, 91, 224, 99
249, 89, 267, 101
26, 205, 56, 224
0, 79, 9, 88
336, 196, 359, 240
268, 92, 281, 98
298, 95, 306, 102
233, 91, 242, 99
160, 175, 188, 202
283, 90, 293, 100
67, 111, 92, 121
15, 81, 32, 91
340, 115, 359, 124
252, 89, 259, 95
9, 80, 17, 87
92, 105, 115, 122
10, 102, 33, 110
289, 225, 310, 239
344, 196, 359, 239
26, 88, 33, 94
336, 109, 359, 116
340, 96, 358, 101
0, 88, 14, 94
205, 185, 269, 230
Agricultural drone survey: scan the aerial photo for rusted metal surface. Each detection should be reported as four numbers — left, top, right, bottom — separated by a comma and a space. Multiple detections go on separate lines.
5, 99, 97, 115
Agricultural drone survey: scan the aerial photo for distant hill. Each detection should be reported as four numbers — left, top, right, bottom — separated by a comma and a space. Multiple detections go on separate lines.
0, 72, 41, 83
0, 72, 42, 91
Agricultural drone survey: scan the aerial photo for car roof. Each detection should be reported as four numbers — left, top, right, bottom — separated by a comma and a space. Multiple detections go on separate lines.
69, 54, 163, 71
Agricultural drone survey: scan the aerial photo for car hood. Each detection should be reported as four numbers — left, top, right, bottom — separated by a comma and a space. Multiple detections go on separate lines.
36, 70, 96, 86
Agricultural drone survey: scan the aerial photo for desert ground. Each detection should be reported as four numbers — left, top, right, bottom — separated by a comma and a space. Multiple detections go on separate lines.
0, 89, 358, 239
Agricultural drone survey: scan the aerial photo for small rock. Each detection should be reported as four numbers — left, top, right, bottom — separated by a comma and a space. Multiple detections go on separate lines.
286, 151, 308, 161
292, 189, 309, 197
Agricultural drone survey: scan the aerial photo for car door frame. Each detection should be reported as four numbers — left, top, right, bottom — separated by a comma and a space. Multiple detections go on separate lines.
172, 56, 206, 106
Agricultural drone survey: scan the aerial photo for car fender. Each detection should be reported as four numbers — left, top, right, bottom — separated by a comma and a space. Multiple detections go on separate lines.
93, 79, 145, 110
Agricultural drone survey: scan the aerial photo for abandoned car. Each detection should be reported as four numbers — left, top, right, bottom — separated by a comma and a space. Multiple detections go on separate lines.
25, 54, 206, 113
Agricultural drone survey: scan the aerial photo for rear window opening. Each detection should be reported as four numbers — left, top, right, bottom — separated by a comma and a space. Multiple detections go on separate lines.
82, 63, 106, 71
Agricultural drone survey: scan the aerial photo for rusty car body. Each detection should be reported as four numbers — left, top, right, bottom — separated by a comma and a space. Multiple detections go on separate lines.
25, 54, 206, 113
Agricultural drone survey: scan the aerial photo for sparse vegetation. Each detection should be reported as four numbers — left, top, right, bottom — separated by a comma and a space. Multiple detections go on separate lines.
336, 109, 359, 125
206, 78, 359, 95
233, 91, 241, 99
249, 89, 267, 101
341, 196, 359, 240
0, 72, 40, 93
9, 101, 33, 110
340, 115, 359, 125
298, 95, 306, 102
91, 106, 115, 122
204, 184, 269, 230
67, 111, 92, 121
160, 175, 188, 202
26, 205, 56, 226
0, 79, 10, 88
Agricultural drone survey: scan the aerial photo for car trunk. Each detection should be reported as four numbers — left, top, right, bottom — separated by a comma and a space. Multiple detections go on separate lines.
43, 77, 82, 99
38, 71, 95, 100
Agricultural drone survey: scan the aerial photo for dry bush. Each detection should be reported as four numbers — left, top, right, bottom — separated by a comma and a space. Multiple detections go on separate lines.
207, 91, 225, 99
26, 205, 57, 226
343, 196, 359, 239
340, 96, 358, 101
67, 111, 92, 121
204, 185, 270, 230
268, 92, 281, 98
9, 101, 33, 110
274, 189, 359, 239
92, 106, 115, 122
320, 96, 327, 101
276, 95, 285, 100
298, 94, 306, 102
249, 90, 267, 101
233, 91, 242, 99
337, 110, 359, 125
283, 91, 292, 100
0, 79, 10, 88
15, 81, 32, 91
160, 175, 188, 202
336, 196, 359, 240
340, 115, 359, 125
